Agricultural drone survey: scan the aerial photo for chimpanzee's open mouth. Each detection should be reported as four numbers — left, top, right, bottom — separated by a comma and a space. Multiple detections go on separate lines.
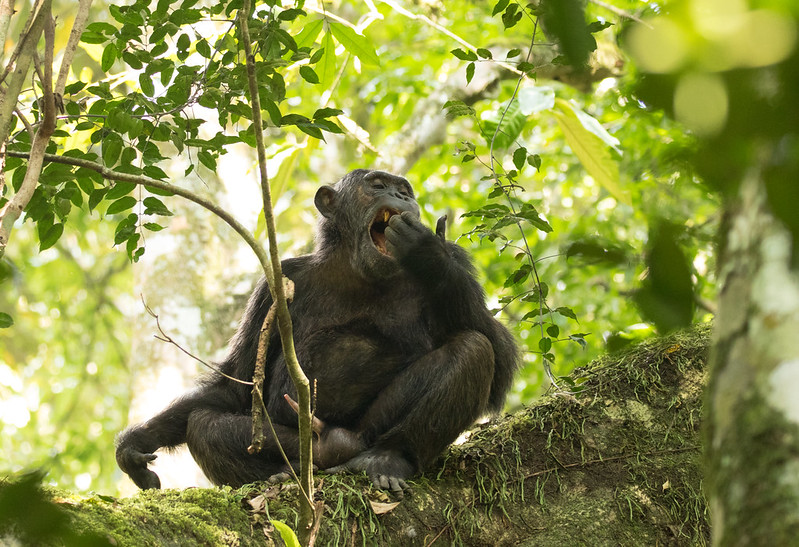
370, 208, 399, 256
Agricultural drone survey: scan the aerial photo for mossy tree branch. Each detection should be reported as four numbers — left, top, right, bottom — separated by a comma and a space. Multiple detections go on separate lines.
2, 325, 711, 545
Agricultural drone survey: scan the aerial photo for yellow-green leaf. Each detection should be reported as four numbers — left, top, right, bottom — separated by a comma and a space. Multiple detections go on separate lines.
329, 22, 380, 66
270, 520, 301, 547
552, 98, 629, 205
319, 31, 336, 87
295, 18, 324, 49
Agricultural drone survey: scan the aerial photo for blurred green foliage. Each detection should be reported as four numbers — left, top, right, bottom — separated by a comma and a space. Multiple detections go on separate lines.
0, 0, 722, 494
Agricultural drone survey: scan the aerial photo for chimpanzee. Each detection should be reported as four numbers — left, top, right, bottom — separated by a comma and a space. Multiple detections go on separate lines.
116, 169, 519, 494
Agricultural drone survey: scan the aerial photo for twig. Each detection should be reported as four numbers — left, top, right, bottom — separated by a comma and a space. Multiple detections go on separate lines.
0, 0, 47, 86
141, 296, 253, 386
589, 0, 652, 28
249, 277, 295, 453
425, 504, 470, 547
525, 446, 700, 479
55, 0, 93, 97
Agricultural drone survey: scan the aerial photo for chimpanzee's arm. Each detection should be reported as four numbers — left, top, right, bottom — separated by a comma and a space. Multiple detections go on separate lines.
385, 212, 492, 330
385, 212, 519, 411
115, 384, 230, 489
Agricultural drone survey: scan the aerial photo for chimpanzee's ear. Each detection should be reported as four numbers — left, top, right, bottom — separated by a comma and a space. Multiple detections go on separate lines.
314, 185, 338, 219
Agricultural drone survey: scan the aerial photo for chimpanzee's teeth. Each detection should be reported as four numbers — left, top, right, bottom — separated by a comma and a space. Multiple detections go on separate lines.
383, 210, 390, 222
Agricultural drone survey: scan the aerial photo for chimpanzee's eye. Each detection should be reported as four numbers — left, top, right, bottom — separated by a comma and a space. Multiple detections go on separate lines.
371, 182, 386, 190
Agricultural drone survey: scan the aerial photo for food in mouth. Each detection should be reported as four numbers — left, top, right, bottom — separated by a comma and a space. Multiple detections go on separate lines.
370, 208, 398, 255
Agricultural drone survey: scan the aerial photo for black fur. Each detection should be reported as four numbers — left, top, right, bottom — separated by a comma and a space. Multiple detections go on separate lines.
116, 169, 519, 491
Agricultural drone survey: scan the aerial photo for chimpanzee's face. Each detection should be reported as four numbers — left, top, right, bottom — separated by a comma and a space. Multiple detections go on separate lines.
314, 169, 420, 280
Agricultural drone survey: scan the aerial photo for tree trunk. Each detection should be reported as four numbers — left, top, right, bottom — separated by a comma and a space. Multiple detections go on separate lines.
705, 173, 799, 545
2, 326, 710, 546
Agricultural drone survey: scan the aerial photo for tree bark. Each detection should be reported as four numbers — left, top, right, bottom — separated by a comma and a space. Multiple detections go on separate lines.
705, 172, 799, 544
2, 325, 710, 545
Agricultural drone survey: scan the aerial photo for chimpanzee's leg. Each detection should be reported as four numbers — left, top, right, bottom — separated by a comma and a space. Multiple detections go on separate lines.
186, 409, 299, 487
340, 330, 494, 483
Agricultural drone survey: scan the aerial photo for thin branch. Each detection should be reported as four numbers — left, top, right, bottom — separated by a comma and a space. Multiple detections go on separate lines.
589, 0, 652, 28
55, 0, 93, 97
525, 446, 700, 479
142, 296, 253, 386
13, 107, 34, 141
249, 279, 297, 455
484, 16, 563, 392
380, 0, 521, 75
2, 149, 271, 274
239, 0, 315, 539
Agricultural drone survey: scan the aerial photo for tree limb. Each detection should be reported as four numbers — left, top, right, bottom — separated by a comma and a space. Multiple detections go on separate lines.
0, 0, 54, 259
0, 0, 14, 68
0, 0, 49, 144
1, 149, 271, 272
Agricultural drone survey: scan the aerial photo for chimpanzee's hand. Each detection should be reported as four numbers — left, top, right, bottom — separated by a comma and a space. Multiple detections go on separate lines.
385, 212, 449, 280
116, 444, 161, 490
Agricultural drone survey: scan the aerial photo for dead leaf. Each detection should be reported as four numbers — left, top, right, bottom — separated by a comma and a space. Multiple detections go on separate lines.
369, 500, 400, 515
248, 494, 266, 512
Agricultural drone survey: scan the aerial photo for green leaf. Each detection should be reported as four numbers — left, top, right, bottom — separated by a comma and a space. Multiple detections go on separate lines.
318, 32, 336, 87
552, 99, 629, 205
513, 147, 527, 170
505, 263, 532, 287
635, 223, 695, 332
538, 337, 552, 353
0, 312, 13, 328
101, 42, 117, 72
540, 0, 594, 68
122, 50, 143, 70
466, 62, 475, 84
89, 188, 109, 211
106, 196, 137, 215
555, 307, 578, 321
143, 222, 165, 232
517, 86, 555, 115
443, 100, 475, 120
299, 65, 319, 84
329, 22, 380, 66
139, 72, 155, 97
197, 150, 216, 170
546, 324, 560, 338
297, 123, 324, 140
481, 100, 526, 150
106, 181, 135, 200
39, 223, 64, 251
313, 107, 343, 119
143, 196, 173, 216
102, 133, 124, 166
451, 48, 478, 61
492, 0, 510, 16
